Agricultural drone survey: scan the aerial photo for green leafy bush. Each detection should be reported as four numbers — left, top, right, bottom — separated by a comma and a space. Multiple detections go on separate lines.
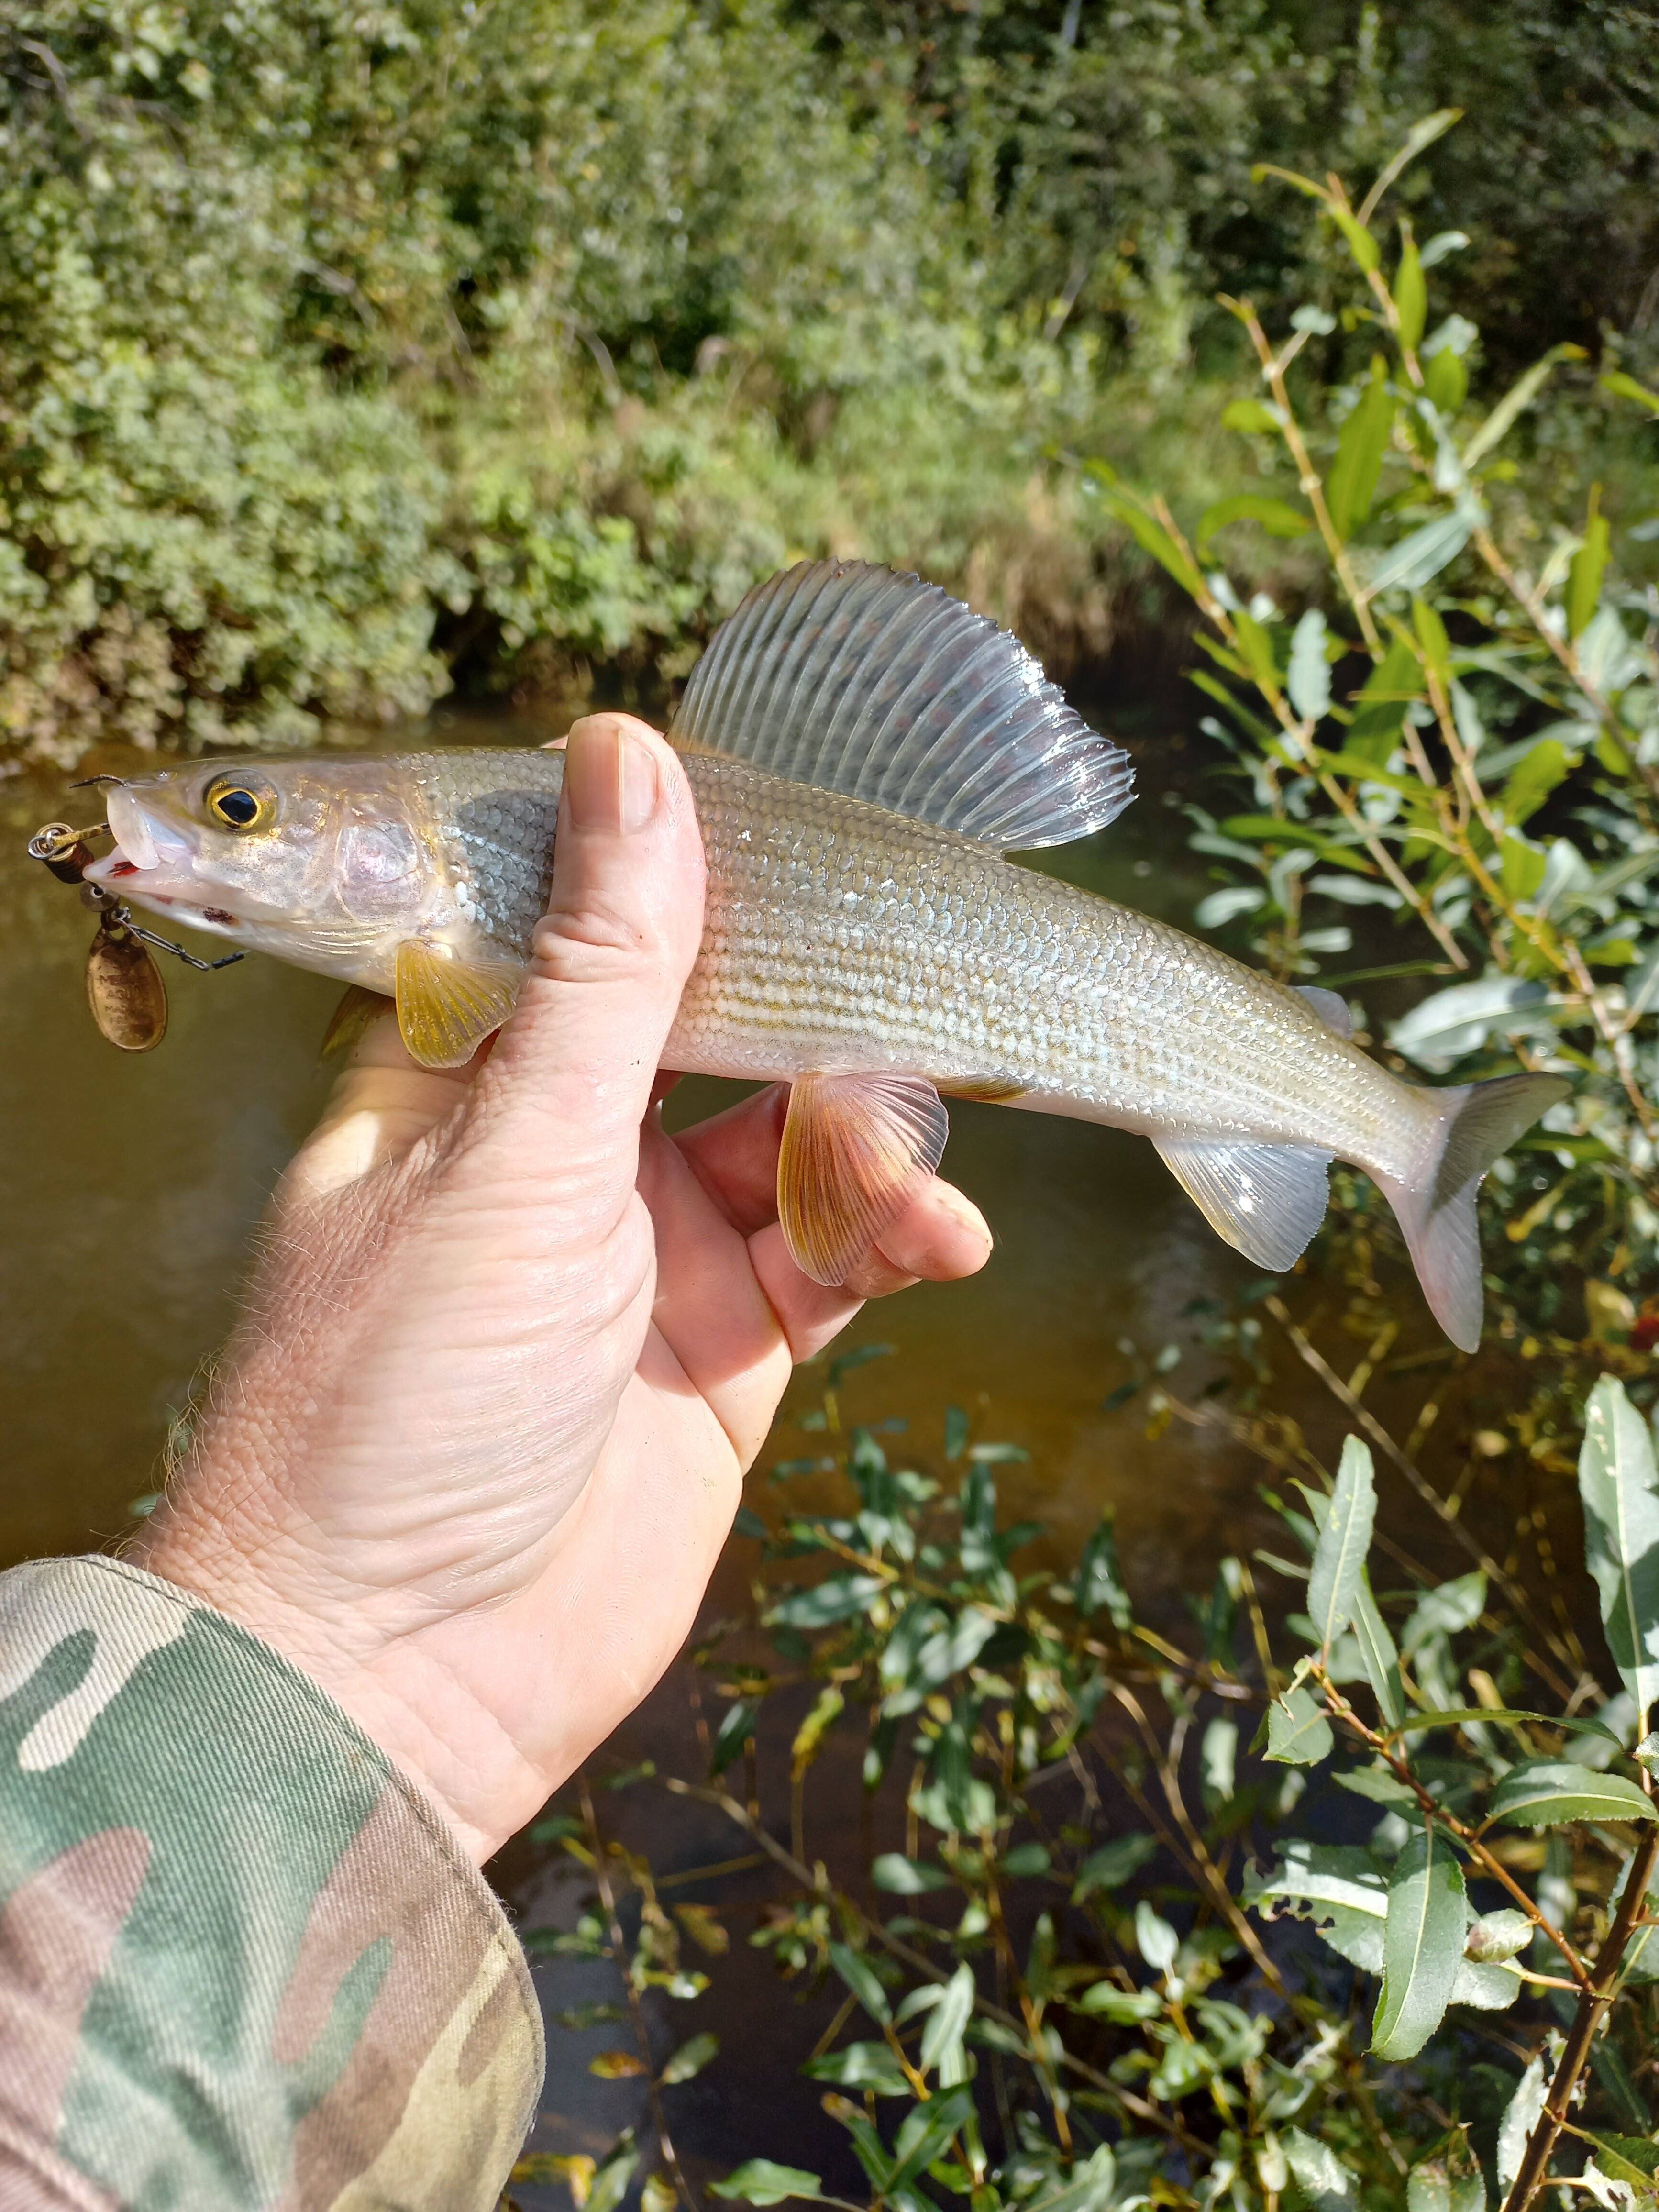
4, 6, 1656, 757
515, 1355, 1659, 2211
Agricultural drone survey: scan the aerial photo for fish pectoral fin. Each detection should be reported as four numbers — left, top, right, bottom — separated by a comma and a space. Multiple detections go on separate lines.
778, 1072, 950, 1286
1154, 1136, 1332, 1273
1293, 983, 1354, 1038
394, 940, 521, 1070
321, 983, 394, 1061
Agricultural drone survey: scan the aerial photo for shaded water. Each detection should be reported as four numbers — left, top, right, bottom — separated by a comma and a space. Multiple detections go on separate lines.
1, 701, 1271, 1594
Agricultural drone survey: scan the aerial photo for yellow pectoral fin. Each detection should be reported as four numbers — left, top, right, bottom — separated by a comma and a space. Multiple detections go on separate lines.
320, 983, 394, 1061
777, 1072, 950, 1287
394, 940, 521, 1070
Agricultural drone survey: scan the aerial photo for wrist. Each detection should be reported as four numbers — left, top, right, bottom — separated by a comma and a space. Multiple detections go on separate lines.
132, 1504, 531, 1863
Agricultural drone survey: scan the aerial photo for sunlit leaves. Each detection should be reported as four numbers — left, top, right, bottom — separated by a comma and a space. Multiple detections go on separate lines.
711, 2162, 826, 2207
1578, 1376, 1659, 1722
1266, 1683, 1333, 1765
1326, 360, 1395, 540
1195, 493, 1310, 554
1307, 1436, 1377, 1650
1394, 227, 1427, 354
1487, 1760, 1657, 1827
1372, 1826, 1466, 2059
659, 2031, 719, 2085
1462, 343, 1588, 469
1568, 487, 1611, 641
1287, 608, 1332, 722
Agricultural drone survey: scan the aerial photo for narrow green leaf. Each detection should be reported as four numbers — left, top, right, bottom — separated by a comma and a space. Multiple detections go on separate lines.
1411, 597, 1451, 684
588, 2137, 642, 2212
659, 2031, 719, 2085
1363, 508, 1474, 598
1351, 1569, 1407, 1728
1424, 346, 1469, 414
1372, 1825, 1465, 2058
918, 1961, 975, 2076
1599, 369, 1659, 417
1197, 493, 1311, 552
1222, 397, 1283, 434
1232, 607, 1281, 696
1463, 343, 1587, 469
1287, 608, 1332, 721
1327, 358, 1395, 539
1395, 230, 1427, 353
1578, 1376, 1659, 1720
1093, 488, 1204, 598
802, 2041, 910, 2096
886, 2087, 976, 2191
871, 1853, 952, 1894
1284, 2128, 1358, 2211
1072, 1832, 1158, 1900
1500, 736, 1569, 829
1583, 2135, 1659, 2184
1022, 2145, 1119, 2212
1488, 1759, 1658, 1827
1568, 487, 1610, 640
1308, 1436, 1377, 1648
711, 1697, 760, 1773
711, 2162, 826, 2206
1329, 207, 1381, 272
1345, 633, 1423, 763
1266, 1685, 1334, 1766
828, 1943, 891, 2025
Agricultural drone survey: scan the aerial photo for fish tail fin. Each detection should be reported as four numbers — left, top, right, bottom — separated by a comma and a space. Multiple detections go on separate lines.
1375, 1072, 1570, 1351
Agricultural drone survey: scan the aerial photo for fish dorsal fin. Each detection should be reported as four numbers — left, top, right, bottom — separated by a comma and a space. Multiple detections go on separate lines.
395, 940, 521, 1070
1294, 984, 1354, 1039
1154, 1136, 1332, 1272
670, 560, 1134, 850
778, 1071, 949, 1285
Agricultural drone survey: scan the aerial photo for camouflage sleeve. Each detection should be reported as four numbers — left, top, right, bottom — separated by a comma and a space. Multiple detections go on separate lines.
0, 1554, 544, 2211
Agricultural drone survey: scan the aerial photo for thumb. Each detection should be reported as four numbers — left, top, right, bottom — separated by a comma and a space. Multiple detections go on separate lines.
466, 714, 706, 1212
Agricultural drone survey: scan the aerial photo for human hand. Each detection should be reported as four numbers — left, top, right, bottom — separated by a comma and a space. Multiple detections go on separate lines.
133, 716, 991, 1862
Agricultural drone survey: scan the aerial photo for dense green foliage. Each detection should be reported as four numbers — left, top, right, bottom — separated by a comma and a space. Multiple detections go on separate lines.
514, 1363, 1659, 2212
3, 2, 1656, 756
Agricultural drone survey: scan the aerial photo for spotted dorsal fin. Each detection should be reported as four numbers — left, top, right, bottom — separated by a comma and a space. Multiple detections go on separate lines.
669, 561, 1134, 850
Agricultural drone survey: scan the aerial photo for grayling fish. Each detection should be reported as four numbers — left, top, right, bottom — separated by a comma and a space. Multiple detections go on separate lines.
84, 560, 1566, 1348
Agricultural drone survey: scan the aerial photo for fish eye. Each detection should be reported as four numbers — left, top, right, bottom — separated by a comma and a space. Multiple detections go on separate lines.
203, 776, 276, 833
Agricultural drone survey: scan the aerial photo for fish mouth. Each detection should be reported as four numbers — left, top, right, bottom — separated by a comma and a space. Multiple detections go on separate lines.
83, 791, 245, 936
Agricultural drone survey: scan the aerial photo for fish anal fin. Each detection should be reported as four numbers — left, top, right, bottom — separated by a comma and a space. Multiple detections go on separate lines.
394, 940, 520, 1070
1155, 1136, 1332, 1273
670, 560, 1134, 850
321, 983, 394, 1061
779, 1073, 949, 1286
1294, 984, 1354, 1039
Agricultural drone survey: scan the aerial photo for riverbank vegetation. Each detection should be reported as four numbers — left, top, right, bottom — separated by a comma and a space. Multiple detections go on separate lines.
3, 2, 1656, 758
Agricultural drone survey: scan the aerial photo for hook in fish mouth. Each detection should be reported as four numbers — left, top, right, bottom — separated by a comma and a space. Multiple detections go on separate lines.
70, 774, 131, 790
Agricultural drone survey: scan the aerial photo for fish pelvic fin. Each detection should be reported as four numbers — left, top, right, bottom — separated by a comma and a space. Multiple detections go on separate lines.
394, 939, 521, 1069
1154, 1136, 1333, 1272
321, 983, 393, 1061
1375, 1071, 1571, 1352
778, 1072, 949, 1286
669, 560, 1133, 850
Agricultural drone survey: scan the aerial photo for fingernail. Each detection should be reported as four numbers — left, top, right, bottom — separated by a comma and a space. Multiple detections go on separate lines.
564, 722, 658, 833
